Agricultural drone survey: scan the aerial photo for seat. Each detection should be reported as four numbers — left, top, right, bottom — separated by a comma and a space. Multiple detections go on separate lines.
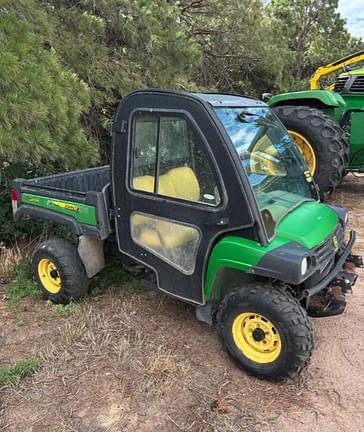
132, 167, 200, 249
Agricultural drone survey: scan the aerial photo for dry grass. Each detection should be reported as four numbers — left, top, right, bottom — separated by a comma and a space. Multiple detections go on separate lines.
142, 346, 189, 396
0, 242, 22, 279
0, 294, 314, 431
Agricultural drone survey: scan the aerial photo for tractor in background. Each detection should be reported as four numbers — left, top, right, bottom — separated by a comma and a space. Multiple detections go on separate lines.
267, 50, 364, 200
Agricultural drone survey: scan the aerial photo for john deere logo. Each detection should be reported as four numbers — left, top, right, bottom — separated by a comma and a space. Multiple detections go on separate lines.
49, 200, 79, 212
333, 236, 338, 248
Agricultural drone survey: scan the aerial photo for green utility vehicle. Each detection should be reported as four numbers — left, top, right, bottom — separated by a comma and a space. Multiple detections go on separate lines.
12, 89, 362, 380
267, 50, 364, 200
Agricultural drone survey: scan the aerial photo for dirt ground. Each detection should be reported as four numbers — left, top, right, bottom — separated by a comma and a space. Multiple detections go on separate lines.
0, 174, 363, 432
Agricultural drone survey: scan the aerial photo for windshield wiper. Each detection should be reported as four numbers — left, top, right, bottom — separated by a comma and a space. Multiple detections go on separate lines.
254, 117, 277, 128
237, 111, 277, 128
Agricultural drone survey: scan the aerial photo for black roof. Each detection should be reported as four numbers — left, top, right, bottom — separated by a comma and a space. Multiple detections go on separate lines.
192, 92, 267, 108
128, 89, 267, 108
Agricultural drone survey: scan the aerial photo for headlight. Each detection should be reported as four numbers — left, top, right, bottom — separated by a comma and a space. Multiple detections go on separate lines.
300, 257, 308, 276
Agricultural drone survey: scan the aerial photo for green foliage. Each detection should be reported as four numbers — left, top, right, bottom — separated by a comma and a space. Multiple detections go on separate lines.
42, 0, 201, 160
179, 0, 276, 96
0, 358, 42, 386
0, 2, 98, 169
91, 264, 145, 298
16, 316, 25, 326
264, 0, 364, 90
6, 257, 42, 307
0, 1, 98, 243
0, 162, 44, 242
178, 0, 363, 95
53, 303, 79, 317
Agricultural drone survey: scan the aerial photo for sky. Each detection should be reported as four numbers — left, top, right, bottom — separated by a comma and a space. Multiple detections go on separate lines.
338, 0, 364, 39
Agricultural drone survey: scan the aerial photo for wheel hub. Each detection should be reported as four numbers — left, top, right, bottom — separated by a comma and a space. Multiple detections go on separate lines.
288, 130, 316, 174
50, 269, 59, 280
232, 312, 282, 363
38, 259, 61, 294
252, 327, 265, 342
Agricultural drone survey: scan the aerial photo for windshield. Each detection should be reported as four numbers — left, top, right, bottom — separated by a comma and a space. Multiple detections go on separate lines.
215, 107, 315, 237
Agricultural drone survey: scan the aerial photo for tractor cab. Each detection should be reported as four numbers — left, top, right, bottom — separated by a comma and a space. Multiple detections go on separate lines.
111, 90, 347, 306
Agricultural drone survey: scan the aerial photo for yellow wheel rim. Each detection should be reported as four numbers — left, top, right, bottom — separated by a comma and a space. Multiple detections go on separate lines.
288, 130, 316, 174
38, 259, 61, 294
232, 312, 282, 364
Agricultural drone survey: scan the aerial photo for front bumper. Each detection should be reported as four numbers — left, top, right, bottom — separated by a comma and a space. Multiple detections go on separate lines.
300, 230, 357, 299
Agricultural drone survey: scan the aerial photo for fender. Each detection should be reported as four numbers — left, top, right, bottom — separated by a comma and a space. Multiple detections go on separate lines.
268, 90, 346, 109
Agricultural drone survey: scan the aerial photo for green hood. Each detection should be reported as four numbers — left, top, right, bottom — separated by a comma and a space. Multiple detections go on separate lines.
275, 201, 338, 249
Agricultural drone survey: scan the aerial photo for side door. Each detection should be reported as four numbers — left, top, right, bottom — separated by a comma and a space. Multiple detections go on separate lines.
112, 93, 254, 304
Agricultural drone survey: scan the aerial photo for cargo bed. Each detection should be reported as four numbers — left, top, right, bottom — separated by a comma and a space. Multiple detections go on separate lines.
12, 166, 113, 240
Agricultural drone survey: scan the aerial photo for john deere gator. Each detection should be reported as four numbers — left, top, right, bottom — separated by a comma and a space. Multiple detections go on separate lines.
12, 89, 362, 380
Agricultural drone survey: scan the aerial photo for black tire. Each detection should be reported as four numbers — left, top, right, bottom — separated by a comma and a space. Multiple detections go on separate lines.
32, 238, 89, 304
272, 105, 347, 200
216, 283, 313, 380
331, 121, 350, 177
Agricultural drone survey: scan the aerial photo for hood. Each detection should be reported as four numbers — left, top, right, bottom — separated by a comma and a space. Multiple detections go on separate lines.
275, 201, 338, 249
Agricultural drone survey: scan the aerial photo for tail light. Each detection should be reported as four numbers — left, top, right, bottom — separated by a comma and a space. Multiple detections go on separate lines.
11, 189, 18, 213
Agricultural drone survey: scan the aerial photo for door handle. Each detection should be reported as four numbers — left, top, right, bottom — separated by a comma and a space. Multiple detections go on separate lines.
204, 217, 230, 227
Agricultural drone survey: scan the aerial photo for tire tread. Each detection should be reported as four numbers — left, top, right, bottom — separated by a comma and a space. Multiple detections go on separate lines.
216, 283, 313, 381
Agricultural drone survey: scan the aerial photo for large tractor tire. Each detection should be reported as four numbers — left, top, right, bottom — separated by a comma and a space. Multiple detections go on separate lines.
216, 283, 313, 381
32, 238, 89, 304
272, 105, 348, 200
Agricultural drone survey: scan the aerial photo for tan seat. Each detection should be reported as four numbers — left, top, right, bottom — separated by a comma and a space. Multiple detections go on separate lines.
132, 167, 200, 249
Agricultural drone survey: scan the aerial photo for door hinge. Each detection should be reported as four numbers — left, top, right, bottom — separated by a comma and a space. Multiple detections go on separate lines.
110, 120, 128, 135
109, 207, 120, 220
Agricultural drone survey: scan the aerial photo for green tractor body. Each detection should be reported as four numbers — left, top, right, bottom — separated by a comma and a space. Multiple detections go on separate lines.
267, 51, 364, 199
268, 83, 364, 171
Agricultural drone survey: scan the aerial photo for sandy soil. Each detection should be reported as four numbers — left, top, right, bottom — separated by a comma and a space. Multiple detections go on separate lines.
0, 174, 363, 432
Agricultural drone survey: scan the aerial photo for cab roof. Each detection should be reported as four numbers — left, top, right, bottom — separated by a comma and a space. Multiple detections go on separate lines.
128, 88, 267, 108
192, 92, 267, 108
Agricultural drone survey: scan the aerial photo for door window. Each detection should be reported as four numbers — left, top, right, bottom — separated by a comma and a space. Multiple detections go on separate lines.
130, 212, 201, 274
131, 114, 221, 206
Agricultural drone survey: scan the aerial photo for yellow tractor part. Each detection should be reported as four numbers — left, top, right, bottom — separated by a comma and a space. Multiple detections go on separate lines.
38, 259, 61, 294
288, 130, 316, 174
250, 135, 286, 177
310, 49, 364, 90
232, 312, 282, 363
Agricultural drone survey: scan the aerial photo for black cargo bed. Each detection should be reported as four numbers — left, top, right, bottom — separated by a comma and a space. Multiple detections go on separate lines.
12, 166, 113, 240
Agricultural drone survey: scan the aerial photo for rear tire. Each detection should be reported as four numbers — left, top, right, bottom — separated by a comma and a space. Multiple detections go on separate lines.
32, 238, 89, 304
216, 283, 313, 380
272, 105, 347, 200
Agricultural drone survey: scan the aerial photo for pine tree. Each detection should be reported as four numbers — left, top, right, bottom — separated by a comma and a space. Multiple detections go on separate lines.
0, 1, 98, 170
264, 0, 364, 90
42, 0, 201, 161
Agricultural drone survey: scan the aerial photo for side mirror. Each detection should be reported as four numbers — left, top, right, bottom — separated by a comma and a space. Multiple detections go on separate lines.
262, 93, 272, 102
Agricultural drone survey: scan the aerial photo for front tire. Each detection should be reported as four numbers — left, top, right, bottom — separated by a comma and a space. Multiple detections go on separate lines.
216, 283, 313, 380
272, 105, 348, 200
32, 238, 89, 304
